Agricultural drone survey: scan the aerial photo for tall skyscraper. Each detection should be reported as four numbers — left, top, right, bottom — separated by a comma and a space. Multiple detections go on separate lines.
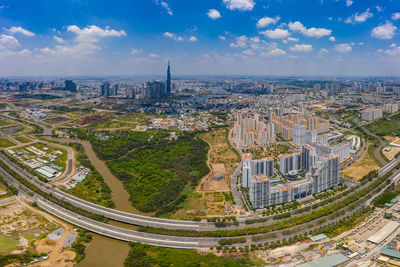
100, 82, 110, 97
166, 61, 171, 95
64, 80, 77, 92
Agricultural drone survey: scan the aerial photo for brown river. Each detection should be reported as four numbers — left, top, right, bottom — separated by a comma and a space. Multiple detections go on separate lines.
45, 137, 136, 267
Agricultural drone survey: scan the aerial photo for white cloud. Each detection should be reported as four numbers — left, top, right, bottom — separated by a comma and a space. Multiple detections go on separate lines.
318, 48, 329, 57
261, 48, 286, 57
346, 0, 353, 7
223, 0, 255, 11
53, 35, 65, 43
39, 25, 127, 58
371, 22, 397, 39
335, 43, 352, 52
230, 35, 248, 47
219, 35, 226, 40
0, 34, 20, 48
288, 21, 306, 32
67, 25, 126, 43
329, 36, 336, 42
376, 6, 383, 12
242, 49, 254, 55
392, 13, 400, 21
290, 44, 313, 52
6, 26, 35, 37
207, 9, 221, 20
155, 0, 173, 15
283, 37, 299, 43
256, 16, 280, 28
303, 27, 331, 37
288, 21, 331, 38
345, 9, 373, 24
376, 44, 400, 56
188, 36, 198, 42
149, 53, 159, 58
130, 48, 141, 55
260, 29, 290, 39
163, 32, 183, 41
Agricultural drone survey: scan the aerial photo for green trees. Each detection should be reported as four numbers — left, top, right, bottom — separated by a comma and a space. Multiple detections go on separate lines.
105, 131, 209, 213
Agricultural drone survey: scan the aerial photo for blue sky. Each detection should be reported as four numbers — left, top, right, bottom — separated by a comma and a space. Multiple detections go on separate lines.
0, 0, 400, 76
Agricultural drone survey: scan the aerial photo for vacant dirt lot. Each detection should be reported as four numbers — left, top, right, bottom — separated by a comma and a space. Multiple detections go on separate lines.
342, 142, 380, 181
197, 129, 238, 193
73, 114, 112, 126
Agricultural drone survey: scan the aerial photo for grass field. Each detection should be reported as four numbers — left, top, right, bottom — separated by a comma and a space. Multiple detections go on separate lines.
342, 142, 380, 181
0, 119, 14, 127
0, 235, 19, 253
0, 137, 16, 148
366, 115, 400, 137
14, 135, 32, 144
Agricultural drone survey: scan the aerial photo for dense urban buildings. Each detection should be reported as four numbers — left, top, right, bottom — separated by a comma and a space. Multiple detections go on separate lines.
244, 144, 341, 209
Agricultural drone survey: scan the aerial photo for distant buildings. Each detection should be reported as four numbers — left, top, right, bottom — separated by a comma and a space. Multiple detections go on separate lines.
383, 103, 399, 114
64, 80, 77, 92
361, 107, 383, 121
140, 62, 172, 99
233, 114, 275, 147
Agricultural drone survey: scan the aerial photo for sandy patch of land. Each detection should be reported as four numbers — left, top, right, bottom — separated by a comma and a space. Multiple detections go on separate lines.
196, 129, 238, 193
383, 146, 400, 161
341, 142, 380, 181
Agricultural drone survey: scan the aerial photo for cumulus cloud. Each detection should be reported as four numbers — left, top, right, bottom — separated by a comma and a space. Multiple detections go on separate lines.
260, 29, 290, 39
188, 36, 198, 42
40, 25, 126, 57
346, 0, 353, 7
155, 0, 173, 15
242, 49, 254, 55
223, 0, 255, 11
371, 22, 397, 39
288, 21, 331, 38
290, 44, 313, 52
149, 53, 159, 58
345, 9, 373, 24
163, 32, 183, 41
318, 48, 329, 57
53, 36, 65, 43
130, 48, 141, 55
283, 37, 299, 44
329, 36, 336, 42
261, 48, 286, 57
392, 13, 400, 21
288, 21, 306, 32
256, 16, 280, 28
0, 34, 20, 48
378, 43, 400, 56
219, 35, 226, 40
207, 9, 221, 19
67, 25, 126, 43
335, 43, 352, 52
6, 26, 35, 36
230, 35, 248, 47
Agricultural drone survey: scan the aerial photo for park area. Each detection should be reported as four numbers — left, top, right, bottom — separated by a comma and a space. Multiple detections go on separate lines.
342, 142, 380, 181
366, 115, 400, 137
0, 137, 16, 148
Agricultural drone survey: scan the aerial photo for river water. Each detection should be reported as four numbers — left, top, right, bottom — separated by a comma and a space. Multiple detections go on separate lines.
45, 137, 137, 266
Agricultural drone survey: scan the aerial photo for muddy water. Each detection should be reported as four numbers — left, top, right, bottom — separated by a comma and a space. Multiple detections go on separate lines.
43, 137, 138, 267
45, 137, 139, 214
76, 234, 130, 267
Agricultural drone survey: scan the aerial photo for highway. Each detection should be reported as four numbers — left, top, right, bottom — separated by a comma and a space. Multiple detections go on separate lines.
2, 155, 400, 249
2, 129, 400, 232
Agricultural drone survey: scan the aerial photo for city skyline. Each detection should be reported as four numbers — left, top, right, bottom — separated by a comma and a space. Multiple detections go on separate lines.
0, 0, 400, 76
